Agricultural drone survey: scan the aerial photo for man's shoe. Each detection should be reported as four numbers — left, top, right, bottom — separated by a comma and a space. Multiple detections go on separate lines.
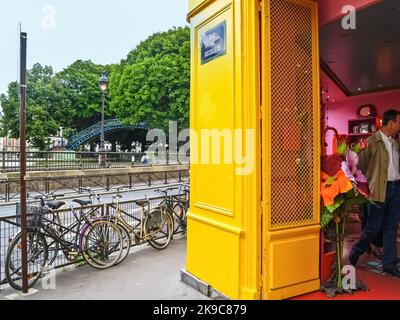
383, 268, 400, 278
349, 248, 361, 266
373, 251, 383, 261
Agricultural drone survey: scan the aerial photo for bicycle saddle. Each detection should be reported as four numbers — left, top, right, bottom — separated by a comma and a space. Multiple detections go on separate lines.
135, 200, 148, 207
72, 199, 92, 207
46, 201, 66, 210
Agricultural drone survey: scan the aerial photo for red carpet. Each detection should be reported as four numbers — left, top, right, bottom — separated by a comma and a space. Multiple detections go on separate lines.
292, 219, 400, 300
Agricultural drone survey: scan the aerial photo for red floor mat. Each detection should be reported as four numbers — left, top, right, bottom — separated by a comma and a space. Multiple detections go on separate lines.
292, 220, 400, 300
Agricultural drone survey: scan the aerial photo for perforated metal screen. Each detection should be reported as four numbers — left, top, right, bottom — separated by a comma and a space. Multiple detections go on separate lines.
269, 0, 319, 230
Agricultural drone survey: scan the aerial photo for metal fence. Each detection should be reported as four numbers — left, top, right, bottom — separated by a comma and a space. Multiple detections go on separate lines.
0, 195, 186, 289
0, 151, 189, 172
0, 169, 189, 204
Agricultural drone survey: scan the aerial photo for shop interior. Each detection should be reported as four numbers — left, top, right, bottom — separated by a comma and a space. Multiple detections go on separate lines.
302, 0, 400, 299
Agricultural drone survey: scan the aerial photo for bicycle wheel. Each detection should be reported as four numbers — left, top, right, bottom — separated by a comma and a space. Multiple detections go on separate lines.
81, 220, 123, 269
44, 226, 60, 266
5, 232, 48, 291
145, 209, 173, 250
172, 203, 187, 234
114, 223, 131, 265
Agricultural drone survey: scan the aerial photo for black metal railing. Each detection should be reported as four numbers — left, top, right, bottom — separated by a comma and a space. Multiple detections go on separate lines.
0, 195, 187, 289
0, 151, 189, 172
0, 169, 189, 204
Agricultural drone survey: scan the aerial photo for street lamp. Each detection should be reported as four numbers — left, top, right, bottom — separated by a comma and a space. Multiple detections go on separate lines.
98, 72, 109, 167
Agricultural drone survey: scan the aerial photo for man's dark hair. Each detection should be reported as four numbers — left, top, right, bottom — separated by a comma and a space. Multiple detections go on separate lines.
382, 109, 400, 127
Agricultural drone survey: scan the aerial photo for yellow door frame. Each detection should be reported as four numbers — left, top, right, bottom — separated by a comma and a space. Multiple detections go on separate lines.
260, 0, 321, 299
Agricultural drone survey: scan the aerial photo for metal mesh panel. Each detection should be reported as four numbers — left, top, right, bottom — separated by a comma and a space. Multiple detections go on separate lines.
269, 0, 318, 229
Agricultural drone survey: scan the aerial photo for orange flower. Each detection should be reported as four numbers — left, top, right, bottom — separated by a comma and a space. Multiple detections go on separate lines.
321, 170, 353, 206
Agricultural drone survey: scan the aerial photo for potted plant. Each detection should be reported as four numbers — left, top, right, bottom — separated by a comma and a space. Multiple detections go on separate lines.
320, 127, 371, 297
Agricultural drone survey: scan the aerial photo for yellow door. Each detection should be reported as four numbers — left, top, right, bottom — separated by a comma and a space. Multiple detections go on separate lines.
260, 0, 321, 300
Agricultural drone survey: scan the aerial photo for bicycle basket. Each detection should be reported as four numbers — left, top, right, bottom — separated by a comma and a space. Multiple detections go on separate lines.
15, 204, 45, 230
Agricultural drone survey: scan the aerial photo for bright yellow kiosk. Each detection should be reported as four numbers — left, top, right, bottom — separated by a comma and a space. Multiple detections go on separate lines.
185, 0, 321, 300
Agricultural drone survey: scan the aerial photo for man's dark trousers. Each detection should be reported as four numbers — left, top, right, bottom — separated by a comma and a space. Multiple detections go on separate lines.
353, 181, 400, 269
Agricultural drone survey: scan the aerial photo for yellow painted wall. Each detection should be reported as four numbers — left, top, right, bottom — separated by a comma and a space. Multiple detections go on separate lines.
187, 0, 261, 300
187, 0, 321, 300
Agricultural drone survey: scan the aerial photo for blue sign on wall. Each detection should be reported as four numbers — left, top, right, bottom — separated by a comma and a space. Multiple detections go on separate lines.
201, 21, 226, 65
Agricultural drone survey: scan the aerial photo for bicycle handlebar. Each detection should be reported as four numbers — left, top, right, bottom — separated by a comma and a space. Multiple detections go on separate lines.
27, 192, 64, 201
116, 185, 130, 192
78, 187, 100, 200
154, 187, 179, 195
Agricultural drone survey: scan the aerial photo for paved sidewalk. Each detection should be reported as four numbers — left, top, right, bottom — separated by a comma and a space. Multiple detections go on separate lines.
0, 236, 209, 300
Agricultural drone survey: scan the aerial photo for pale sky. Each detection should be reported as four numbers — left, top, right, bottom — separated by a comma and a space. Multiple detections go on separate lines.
0, 0, 189, 96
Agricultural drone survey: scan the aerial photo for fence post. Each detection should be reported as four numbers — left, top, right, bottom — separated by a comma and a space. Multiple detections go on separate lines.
179, 172, 182, 183
2, 149, 5, 172
45, 179, 50, 195
45, 152, 49, 171
79, 153, 83, 169
106, 177, 110, 191
5, 181, 10, 202
165, 172, 168, 185
148, 173, 151, 187
129, 175, 132, 189
79, 178, 83, 194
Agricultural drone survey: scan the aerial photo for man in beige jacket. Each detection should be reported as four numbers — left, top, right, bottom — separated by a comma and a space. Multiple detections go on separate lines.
349, 109, 400, 277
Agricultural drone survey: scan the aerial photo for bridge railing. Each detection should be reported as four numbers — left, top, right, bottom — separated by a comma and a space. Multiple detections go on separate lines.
65, 119, 149, 150
0, 151, 189, 172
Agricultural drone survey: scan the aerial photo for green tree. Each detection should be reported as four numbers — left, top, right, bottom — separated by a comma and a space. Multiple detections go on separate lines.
0, 63, 71, 150
110, 27, 190, 131
55, 60, 112, 132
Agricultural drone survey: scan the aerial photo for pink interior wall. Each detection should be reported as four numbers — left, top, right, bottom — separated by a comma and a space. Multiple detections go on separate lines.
323, 89, 400, 154
319, 0, 397, 152
318, 0, 382, 25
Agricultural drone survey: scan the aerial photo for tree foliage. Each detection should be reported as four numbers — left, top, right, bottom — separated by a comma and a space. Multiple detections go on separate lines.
0, 64, 70, 150
55, 60, 113, 132
110, 27, 190, 131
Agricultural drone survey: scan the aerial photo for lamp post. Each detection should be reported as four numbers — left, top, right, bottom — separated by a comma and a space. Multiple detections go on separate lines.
98, 72, 109, 167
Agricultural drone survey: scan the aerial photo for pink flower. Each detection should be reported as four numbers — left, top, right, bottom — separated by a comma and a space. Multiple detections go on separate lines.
342, 150, 371, 198
341, 150, 370, 197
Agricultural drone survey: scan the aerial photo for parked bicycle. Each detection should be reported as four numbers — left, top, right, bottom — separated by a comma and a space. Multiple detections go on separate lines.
154, 185, 189, 236
170, 183, 189, 234
107, 186, 173, 265
72, 187, 124, 269
5, 192, 123, 290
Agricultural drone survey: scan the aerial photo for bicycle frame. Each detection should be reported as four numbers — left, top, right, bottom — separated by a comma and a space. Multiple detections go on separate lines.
110, 192, 169, 244
42, 204, 104, 259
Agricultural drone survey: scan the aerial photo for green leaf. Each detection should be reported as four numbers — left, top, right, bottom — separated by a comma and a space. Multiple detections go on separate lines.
325, 195, 345, 213
352, 143, 362, 154
337, 142, 348, 156
321, 208, 334, 228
